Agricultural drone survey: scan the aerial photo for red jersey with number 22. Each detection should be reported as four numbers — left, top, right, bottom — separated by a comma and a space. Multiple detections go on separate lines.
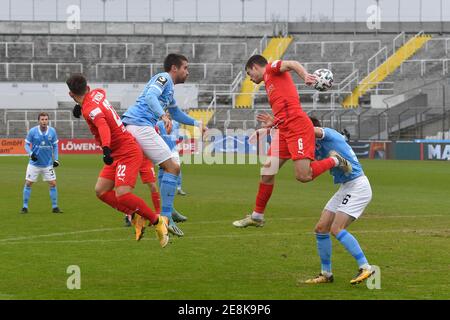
264, 60, 306, 125
82, 88, 138, 157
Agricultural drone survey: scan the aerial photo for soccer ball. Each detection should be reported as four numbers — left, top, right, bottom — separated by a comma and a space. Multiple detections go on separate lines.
313, 68, 334, 92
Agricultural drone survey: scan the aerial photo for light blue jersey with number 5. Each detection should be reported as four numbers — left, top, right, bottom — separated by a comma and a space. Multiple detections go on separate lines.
315, 127, 363, 184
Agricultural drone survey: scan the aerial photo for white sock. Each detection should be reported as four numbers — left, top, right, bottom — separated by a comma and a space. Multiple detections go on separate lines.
331, 157, 339, 166
321, 270, 333, 278
251, 212, 264, 221
360, 263, 371, 270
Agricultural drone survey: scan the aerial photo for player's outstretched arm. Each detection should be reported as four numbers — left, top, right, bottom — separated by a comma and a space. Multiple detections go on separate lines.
168, 106, 200, 127
279, 60, 317, 86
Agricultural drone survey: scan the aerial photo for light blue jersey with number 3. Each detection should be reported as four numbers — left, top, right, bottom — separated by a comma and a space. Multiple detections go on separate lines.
315, 127, 363, 184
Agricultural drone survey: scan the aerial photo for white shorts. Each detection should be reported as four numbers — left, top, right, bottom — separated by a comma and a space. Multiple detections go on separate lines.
171, 150, 181, 165
324, 175, 372, 219
25, 164, 56, 182
125, 125, 173, 166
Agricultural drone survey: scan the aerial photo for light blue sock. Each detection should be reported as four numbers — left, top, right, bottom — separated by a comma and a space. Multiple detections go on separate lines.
157, 168, 164, 189
49, 186, 58, 208
23, 185, 32, 208
177, 171, 182, 189
316, 233, 332, 273
336, 229, 368, 268
160, 172, 178, 218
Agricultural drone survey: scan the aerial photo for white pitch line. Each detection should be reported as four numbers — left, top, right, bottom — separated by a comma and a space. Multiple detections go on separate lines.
196, 214, 447, 224
0, 214, 447, 243
0, 228, 448, 245
0, 227, 124, 242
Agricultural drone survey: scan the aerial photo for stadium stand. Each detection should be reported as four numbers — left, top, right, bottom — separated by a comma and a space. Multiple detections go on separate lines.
1, 21, 449, 141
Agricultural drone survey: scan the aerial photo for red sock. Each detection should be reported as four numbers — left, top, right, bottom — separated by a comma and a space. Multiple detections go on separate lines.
98, 190, 133, 215
311, 158, 336, 179
151, 191, 161, 214
253, 182, 274, 214
117, 192, 158, 224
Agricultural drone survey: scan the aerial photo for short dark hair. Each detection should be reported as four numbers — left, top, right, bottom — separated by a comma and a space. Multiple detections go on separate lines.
164, 53, 188, 72
309, 116, 322, 127
66, 73, 88, 95
245, 55, 268, 70
38, 112, 49, 120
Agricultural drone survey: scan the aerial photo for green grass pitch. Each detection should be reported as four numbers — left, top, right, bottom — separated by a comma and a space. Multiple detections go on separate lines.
0, 155, 449, 299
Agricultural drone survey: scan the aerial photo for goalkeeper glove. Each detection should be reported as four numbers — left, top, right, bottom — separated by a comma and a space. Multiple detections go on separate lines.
102, 146, 113, 165
53, 160, 60, 168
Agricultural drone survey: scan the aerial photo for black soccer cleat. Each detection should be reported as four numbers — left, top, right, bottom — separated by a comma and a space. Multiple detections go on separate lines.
20, 207, 28, 214
52, 207, 63, 214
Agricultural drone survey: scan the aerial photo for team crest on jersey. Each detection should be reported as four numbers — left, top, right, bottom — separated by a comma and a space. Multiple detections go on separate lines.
155, 76, 168, 88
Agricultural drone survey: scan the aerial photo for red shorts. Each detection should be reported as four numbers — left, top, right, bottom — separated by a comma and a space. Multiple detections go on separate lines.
268, 116, 315, 161
99, 146, 143, 188
139, 156, 156, 184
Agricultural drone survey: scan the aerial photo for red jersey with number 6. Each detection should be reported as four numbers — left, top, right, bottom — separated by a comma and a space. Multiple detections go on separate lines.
263, 60, 306, 124
81, 88, 138, 157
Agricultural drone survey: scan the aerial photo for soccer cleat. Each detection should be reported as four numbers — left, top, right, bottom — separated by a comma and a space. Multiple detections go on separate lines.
172, 210, 188, 223
167, 217, 184, 237
232, 215, 265, 228
20, 207, 28, 214
177, 188, 187, 196
52, 207, 63, 213
154, 216, 169, 248
329, 150, 352, 174
131, 213, 146, 241
304, 273, 334, 284
350, 266, 375, 285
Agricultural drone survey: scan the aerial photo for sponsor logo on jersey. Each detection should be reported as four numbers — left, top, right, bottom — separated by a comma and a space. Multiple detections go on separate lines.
155, 76, 168, 88
89, 107, 102, 120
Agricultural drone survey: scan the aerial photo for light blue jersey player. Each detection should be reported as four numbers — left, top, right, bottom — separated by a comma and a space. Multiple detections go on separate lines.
303, 117, 374, 285
122, 54, 203, 237
156, 118, 187, 196
22, 112, 62, 214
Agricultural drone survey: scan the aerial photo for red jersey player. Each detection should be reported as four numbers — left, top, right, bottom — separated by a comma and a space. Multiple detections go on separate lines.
233, 55, 352, 228
66, 74, 169, 247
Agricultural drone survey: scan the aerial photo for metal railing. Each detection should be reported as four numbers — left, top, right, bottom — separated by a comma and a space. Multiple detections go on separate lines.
367, 46, 388, 77
294, 40, 382, 57
0, 42, 34, 57
0, 63, 83, 80
400, 59, 449, 76
392, 31, 406, 52
6, 119, 75, 137
423, 37, 450, 56
47, 42, 155, 58
95, 62, 234, 80
165, 42, 247, 59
